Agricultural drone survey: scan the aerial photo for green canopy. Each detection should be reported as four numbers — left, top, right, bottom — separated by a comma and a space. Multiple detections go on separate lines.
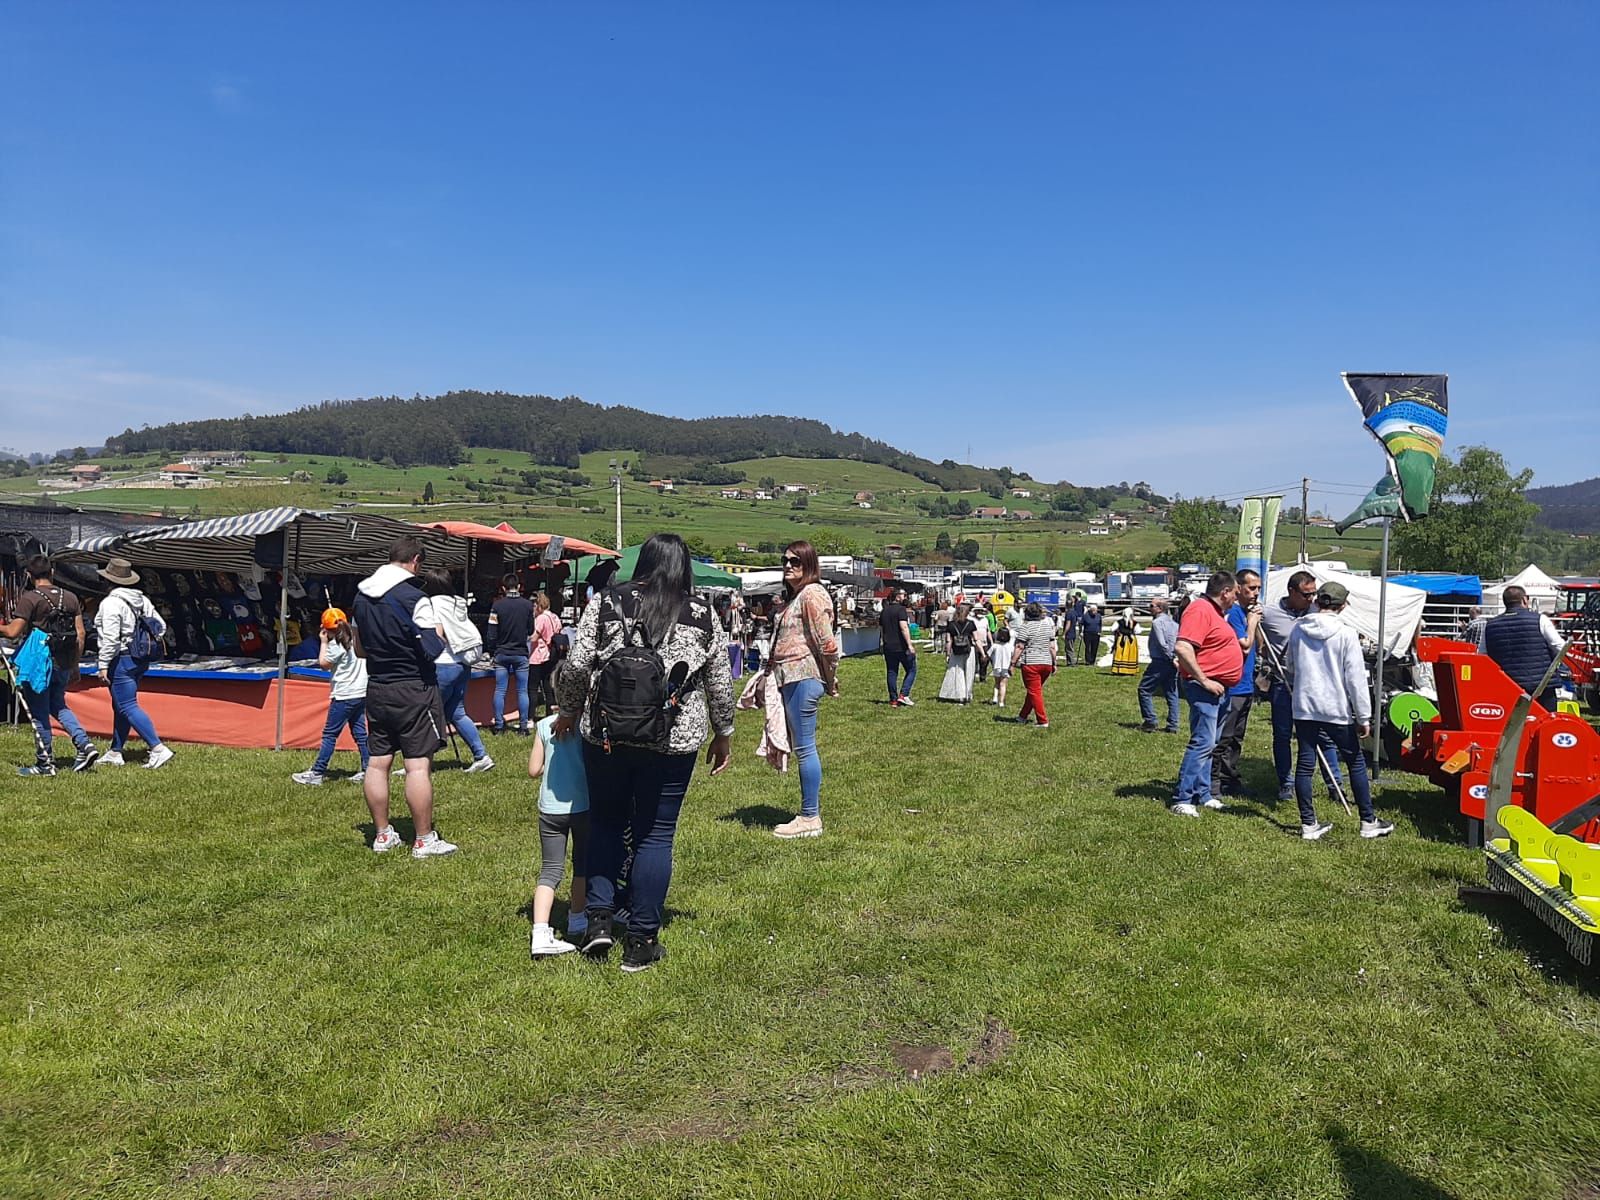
571, 545, 742, 590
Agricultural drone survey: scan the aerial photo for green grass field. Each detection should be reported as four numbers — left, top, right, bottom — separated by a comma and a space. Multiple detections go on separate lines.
4, 449, 1390, 570
4, 660, 1598, 1198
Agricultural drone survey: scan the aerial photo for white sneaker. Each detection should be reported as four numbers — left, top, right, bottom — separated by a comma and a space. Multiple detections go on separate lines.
1301, 822, 1334, 841
412, 831, 458, 859
1170, 802, 1201, 818
391, 763, 406, 776
530, 925, 576, 957
372, 826, 403, 853
291, 769, 325, 786
145, 745, 175, 770
100, 750, 125, 767
1360, 819, 1395, 839
898, 697, 915, 707
1201, 796, 1225, 810
348, 770, 366, 784
773, 815, 823, 839
464, 755, 495, 774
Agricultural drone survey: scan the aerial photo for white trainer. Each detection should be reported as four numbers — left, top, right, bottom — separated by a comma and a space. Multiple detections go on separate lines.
1170, 802, 1201, 818
348, 770, 366, 784
291, 769, 325, 786
1201, 796, 1225, 810
1301, 822, 1334, 841
372, 826, 403, 853
145, 745, 175, 770
773, 815, 823, 839
464, 755, 496, 774
100, 750, 125, 767
411, 831, 458, 859
897, 697, 915, 707
530, 925, 576, 957
1360, 819, 1395, 839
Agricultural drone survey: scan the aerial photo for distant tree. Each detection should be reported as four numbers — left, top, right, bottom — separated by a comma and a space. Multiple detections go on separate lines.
935, 531, 952, 554
984, 483, 1003, 499
759, 475, 777, 491
952, 498, 972, 517
1391, 446, 1537, 577
1041, 533, 1061, 569
325, 466, 349, 485
1166, 498, 1234, 569
954, 538, 981, 564
791, 493, 808, 509
1081, 551, 1126, 577
422, 480, 436, 504
904, 540, 926, 558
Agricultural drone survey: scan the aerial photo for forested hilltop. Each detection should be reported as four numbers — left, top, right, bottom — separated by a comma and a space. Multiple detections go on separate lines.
106, 390, 1031, 492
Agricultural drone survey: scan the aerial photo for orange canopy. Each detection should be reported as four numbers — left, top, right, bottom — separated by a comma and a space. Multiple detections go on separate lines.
422, 520, 615, 559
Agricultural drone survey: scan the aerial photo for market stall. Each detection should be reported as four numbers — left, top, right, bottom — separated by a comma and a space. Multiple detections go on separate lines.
55, 507, 466, 749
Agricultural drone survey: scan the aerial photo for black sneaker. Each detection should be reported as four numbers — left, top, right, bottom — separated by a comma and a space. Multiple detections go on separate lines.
580, 914, 614, 957
1138, 723, 1157, 733
621, 932, 665, 973
73, 746, 100, 772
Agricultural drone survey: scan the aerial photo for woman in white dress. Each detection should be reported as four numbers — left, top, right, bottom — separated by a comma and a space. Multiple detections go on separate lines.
938, 603, 979, 703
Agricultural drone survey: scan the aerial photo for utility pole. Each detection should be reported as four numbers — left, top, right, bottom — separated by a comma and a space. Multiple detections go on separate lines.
609, 457, 623, 551
1299, 476, 1309, 563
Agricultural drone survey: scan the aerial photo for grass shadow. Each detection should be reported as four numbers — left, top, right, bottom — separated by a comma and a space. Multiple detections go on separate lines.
1372, 783, 1466, 846
1456, 889, 1600, 996
1326, 1123, 1457, 1199
1113, 783, 1172, 805
718, 804, 792, 828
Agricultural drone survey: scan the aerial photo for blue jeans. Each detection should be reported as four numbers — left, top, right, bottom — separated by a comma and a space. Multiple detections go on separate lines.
493, 653, 530, 728
885, 650, 917, 701
436, 662, 488, 760
1296, 720, 1375, 825
1138, 658, 1180, 731
581, 741, 695, 937
1173, 680, 1221, 806
1269, 680, 1295, 787
312, 696, 370, 774
782, 677, 825, 817
21, 673, 92, 760
107, 655, 162, 751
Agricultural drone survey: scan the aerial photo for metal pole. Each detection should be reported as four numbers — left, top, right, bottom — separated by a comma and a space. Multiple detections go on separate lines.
611, 458, 623, 552
274, 523, 299, 751
1299, 477, 1309, 563
1370, 517, 1390, 779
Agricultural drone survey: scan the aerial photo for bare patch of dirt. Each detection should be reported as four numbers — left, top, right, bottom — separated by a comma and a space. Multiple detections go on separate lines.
891, 1043, 956, 1080
176, 1153, 256, 1182
295, 1130, 356, 1153
965, 1017, 1016, 1069
1563, 1181, 1600, 1200
432, 1118, 492, 1143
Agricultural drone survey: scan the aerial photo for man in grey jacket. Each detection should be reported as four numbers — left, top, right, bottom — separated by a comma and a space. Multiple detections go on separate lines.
1286, 581, 1393, 841
1137, 597, 1180, 732
1258, 569, 1319, 800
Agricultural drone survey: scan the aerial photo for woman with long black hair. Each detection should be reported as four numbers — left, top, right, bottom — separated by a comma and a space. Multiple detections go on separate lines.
554, 534, 735, 972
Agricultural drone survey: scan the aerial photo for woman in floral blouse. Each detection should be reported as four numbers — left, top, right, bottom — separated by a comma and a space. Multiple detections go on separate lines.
767, 541, 840, 839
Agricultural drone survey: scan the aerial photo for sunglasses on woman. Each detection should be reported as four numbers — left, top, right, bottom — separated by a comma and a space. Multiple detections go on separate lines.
782, 556, 802, 566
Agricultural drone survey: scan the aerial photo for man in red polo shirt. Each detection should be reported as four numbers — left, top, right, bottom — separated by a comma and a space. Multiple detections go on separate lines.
1170, 571, 1244, 816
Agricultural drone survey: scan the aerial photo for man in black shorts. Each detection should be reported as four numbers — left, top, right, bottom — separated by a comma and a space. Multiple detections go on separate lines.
353, 535, 456, 858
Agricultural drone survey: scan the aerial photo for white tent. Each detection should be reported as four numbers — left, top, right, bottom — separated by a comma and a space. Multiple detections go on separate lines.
1503, 564, 1562, 613
1265, 565, 1429, 657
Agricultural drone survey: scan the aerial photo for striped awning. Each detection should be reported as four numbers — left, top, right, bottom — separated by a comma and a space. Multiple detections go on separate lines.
59, 507, 466, 574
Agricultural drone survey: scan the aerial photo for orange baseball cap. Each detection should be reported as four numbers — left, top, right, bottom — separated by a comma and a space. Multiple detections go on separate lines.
320, 607, 349, 630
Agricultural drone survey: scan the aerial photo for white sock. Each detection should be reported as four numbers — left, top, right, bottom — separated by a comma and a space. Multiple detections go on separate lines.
533, 922, 551, 937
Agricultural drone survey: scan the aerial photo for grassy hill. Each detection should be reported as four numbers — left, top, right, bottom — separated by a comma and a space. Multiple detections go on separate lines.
4, 447, 1387, 571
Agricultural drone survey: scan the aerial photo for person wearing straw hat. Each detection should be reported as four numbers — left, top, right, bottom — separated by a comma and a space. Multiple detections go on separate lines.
93, 557, 174, 769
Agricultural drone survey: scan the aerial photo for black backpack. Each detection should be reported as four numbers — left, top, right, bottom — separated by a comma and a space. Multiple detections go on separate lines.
588, 590, 688, 750
950, 620, 974, 653
36, 590, 79, 665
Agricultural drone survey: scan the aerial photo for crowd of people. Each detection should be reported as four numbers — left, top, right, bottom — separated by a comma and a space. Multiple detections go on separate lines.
4, 536, 1576, 971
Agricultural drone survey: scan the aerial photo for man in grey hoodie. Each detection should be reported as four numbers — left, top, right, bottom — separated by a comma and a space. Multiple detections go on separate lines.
1286, 581, 1392, 841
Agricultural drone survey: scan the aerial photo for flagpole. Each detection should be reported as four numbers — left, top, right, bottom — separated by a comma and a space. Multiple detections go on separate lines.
1371, 517, 1390, 780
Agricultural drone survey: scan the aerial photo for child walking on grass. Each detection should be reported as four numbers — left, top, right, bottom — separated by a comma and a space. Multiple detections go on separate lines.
989, 625, 1014, 707
292, 608, 369, 786
527, 711, 589, 957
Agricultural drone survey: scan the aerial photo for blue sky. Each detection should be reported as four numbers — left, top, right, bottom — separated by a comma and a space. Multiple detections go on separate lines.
3, 2, 1596, 504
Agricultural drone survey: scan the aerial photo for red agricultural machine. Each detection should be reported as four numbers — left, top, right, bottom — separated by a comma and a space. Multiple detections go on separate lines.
1399, 639, 1600, 847
1557, 583, 1600, 713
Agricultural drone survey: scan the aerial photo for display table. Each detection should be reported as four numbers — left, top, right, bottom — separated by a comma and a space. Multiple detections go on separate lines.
60, 659, 504, 751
